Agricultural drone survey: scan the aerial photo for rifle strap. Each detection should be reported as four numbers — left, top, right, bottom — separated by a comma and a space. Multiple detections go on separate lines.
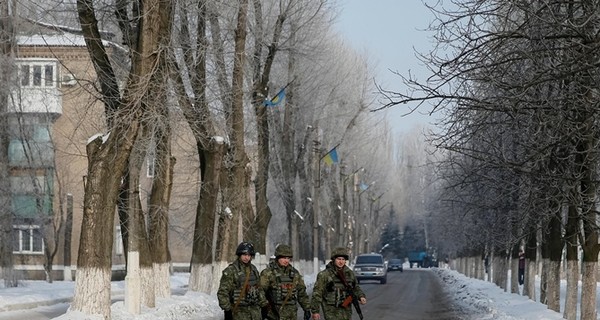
233, 266, 251, 313
336, 268, 351, 290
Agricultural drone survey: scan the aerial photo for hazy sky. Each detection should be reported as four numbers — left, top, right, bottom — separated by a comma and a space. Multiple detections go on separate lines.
335, 0, 439, 134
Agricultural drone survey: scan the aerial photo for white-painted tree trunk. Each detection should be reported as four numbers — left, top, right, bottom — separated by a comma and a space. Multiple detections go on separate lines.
563, 259, 578, 320
510, 257, 519, 294
72, 267, 112, 319
212, 260, 230, 295
523, 260, 535, 299
141, 265, 155, 307
539, 257, 548, 305
64, 266, 72, 281
190, 263, 213, 293
125, 251, 141, 314
154, 262, 171, 298
580, 261, 597, 320
546, 259, 560, 312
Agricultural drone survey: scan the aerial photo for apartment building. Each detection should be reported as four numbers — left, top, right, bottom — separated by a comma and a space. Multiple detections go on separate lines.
11, 19, 200, 280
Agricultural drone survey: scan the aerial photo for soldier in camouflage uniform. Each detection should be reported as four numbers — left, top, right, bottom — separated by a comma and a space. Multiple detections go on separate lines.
217, 241, 269, 320
260, 244, 311, 320
310, 247, 367, 320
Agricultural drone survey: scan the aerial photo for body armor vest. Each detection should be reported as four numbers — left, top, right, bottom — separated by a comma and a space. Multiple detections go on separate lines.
272, 266, 298, 305
323, 268, 351, 307
232, 264, 261, 306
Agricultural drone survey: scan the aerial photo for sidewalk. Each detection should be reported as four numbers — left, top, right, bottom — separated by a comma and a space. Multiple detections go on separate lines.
0, 279, 126, 312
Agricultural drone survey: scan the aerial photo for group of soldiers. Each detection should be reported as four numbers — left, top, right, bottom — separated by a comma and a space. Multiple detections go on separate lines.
217, 242, 368, 320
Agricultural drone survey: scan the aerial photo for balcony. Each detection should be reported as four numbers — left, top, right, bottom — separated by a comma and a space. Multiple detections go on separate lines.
8, 87, 62, 115
8, 59, 63, 116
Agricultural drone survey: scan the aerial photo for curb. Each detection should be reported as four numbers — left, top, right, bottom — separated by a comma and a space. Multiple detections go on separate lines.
1, 298, 72, 312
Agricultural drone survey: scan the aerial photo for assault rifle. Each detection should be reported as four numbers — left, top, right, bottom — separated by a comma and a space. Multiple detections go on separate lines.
336, 269, 364, 320
265, 290, 280, 319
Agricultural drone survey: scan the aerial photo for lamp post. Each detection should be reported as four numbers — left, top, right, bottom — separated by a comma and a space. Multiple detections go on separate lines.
368, 192, 386, 252
357, 181, 375, 253
312, 138, 320, 274
340, 166, 363, 247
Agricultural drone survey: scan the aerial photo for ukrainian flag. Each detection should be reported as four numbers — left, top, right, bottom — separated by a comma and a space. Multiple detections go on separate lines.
323, 147, 339, 165
264, 88, 286, 107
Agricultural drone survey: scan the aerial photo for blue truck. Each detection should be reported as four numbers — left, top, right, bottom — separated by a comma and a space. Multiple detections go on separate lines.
408, 251, 429, 268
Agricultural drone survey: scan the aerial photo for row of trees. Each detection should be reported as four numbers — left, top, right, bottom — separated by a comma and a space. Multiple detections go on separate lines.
383, 1, 600, 320
0, 0, 419, 319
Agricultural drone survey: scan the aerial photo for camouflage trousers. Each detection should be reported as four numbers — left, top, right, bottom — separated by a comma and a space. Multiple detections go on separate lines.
232, 305, 262, 320
266, 304, 300, 320
320, 304, 353, 320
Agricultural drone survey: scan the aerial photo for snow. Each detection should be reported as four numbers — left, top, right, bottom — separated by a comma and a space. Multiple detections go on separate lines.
0, 266, 587, 319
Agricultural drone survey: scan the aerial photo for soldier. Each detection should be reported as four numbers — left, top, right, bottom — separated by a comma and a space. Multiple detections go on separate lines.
310, 247, 367, 320
217, 241, 269, 320
260, 244, 311, 320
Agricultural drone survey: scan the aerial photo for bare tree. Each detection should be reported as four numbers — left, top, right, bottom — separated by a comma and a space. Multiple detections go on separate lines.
0, 0, 16, 288
379, 1, 600, 318
71, 0, 172, 316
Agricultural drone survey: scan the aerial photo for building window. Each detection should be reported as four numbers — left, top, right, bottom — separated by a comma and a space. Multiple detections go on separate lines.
18, 61, 56, 88
13, 225, 44, 254
44, 65, 54, 87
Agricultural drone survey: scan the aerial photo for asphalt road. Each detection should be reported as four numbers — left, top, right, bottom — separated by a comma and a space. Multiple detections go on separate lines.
349, 268, 468, 320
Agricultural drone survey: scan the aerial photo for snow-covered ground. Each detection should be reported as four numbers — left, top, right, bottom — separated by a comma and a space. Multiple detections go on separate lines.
0, 266, 591, 319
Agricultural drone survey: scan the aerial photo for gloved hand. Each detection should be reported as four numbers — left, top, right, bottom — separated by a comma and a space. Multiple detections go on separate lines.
224, 310, 233, 320
261, 306, 269, 319
304, 310, 312, 320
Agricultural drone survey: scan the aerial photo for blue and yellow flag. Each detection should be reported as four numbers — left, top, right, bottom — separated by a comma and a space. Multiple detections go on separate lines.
323, 147, 339, 166
264, 88, 286, 107
359, 182, 369, 191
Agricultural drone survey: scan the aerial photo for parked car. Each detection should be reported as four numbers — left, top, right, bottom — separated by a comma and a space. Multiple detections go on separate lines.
353, 253, 387, 284
387, 258, 404, 272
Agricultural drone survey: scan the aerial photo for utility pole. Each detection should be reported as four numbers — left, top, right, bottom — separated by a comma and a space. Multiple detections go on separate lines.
312, 130, 321, 274
368, 195, 373, 252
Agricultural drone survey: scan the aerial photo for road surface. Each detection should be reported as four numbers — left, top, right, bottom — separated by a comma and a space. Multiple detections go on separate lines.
349, 268, 468, 320
300, 268, 471, 320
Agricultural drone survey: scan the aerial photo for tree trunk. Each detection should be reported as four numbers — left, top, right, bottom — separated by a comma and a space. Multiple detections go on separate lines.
148, 129, 175, 299
0, 0, 15, 288
563, 203, 578, 320
145, 7, 174, 299
73, 0, 167, 315
523, 223, 537, 299
125, 136, 154, 311
545, 211, 563, 312
493, 249, 507, 290
63, 194, 73, 281
510, 243, 519, 294
72, 130, 137, 318
216, 0, 251, 262
171, 0, 225, 294
248, 0, 289, 255
579, 142, 599, 320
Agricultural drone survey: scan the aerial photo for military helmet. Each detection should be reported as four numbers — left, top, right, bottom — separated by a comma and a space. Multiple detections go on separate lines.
236, 241, 256, 256
330, 247, 350, 260
274, 244, 293, 258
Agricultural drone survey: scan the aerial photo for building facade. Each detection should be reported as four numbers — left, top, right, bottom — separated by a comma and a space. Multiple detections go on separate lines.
11, 20, 199, 280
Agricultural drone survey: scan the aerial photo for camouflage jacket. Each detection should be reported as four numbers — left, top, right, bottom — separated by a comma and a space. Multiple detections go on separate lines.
309, 261, 365, 314
260, 260, 310, 312
217, 259, 268, 311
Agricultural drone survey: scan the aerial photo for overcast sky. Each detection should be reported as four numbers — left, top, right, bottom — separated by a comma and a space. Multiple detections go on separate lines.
334, 0, 439, 134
